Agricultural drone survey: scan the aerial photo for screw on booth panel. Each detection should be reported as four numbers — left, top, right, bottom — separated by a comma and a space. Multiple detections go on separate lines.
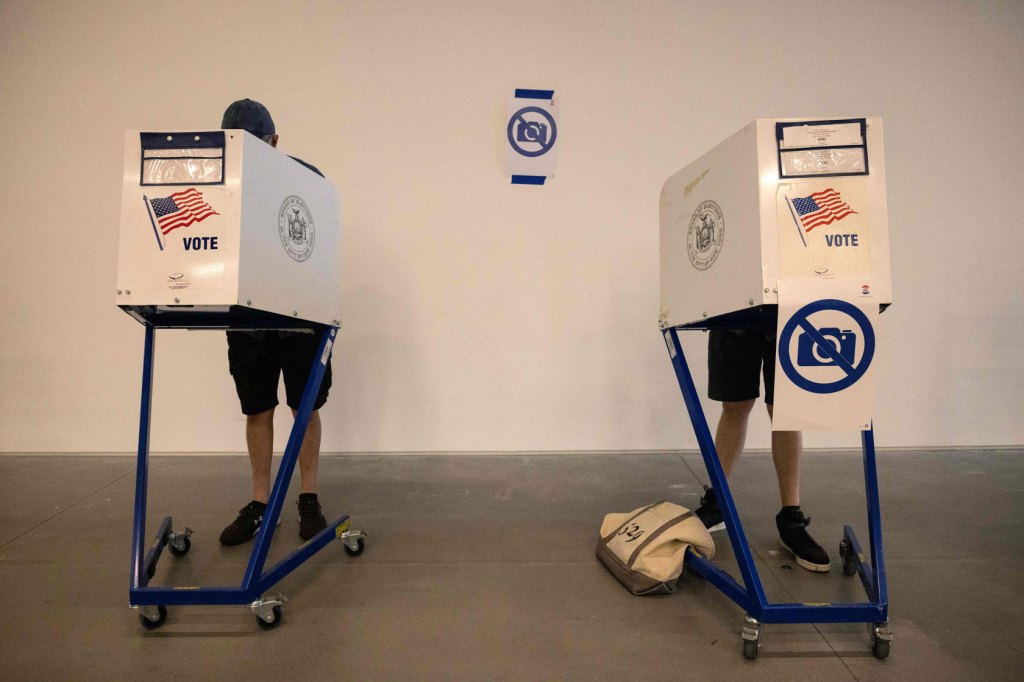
117, 290, 122, 295
246, 300, 252, 305
749, 299, 754, 305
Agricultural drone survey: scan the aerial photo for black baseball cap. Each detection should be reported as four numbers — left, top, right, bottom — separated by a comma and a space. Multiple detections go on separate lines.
221, 98, 275, 137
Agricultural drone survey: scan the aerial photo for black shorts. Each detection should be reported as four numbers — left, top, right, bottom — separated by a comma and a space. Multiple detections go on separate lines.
707, 329, 777, 404
226, 331, 332, 415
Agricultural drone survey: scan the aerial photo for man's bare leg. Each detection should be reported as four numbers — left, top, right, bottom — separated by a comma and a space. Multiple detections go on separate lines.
246, 407, 275, 503
766, 404, 801, 507
220, 407, 276, 546
290, 408, 326, 539
290, 408, 321, 494
766, 405, 828, 570
696, 399, 756, 528
714, 399, 756, 476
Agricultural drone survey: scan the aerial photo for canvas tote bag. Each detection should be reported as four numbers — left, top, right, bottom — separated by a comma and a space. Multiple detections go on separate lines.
596, 501, 716, 595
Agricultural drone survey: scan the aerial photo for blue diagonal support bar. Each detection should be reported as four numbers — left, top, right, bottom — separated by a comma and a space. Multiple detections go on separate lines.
665, 327, 767, 616
258, 514, 350, 593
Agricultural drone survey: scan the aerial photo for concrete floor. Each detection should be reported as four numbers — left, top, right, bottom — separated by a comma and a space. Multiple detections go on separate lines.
1, 449, 1021, 680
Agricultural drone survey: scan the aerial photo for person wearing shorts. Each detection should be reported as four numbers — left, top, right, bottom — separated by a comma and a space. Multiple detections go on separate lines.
217, 99, 332, 546
695, 328, 831, 572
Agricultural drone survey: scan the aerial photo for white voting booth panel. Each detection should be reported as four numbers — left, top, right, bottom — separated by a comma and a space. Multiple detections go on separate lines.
116, 129, 340, 326
660, 117, 891, 329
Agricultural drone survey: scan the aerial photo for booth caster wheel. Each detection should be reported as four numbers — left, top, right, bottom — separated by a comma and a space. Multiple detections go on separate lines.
167, 528, 193, 557
250, 594, 286, 630
138, 605, 167, 630
869, 622, 893, 660
341, 528, 367, 557
255, 606, 283, 630
741, 615, 760, 660
839, 539, 857, 576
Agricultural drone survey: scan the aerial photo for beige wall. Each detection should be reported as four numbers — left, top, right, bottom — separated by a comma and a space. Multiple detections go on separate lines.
1, 0, 1022, 453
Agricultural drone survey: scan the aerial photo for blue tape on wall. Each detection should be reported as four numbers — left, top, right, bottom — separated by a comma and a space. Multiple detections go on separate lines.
514, 89, 555, 100
511, 175, 546, 185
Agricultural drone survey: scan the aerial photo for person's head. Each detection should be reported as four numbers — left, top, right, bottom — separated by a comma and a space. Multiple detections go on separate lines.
221, 98, 278, 147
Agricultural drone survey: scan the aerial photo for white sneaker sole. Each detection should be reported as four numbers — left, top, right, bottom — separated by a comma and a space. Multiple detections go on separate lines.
779, 541, 831, 572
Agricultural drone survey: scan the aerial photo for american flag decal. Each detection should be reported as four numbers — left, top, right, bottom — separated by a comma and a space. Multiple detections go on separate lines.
791, 188, 856, 232
148, 188, 219, 235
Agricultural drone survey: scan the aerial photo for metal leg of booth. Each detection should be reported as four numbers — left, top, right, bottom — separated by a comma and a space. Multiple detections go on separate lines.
129, 325, 366, 630
662, 328, 768, 612
663, 327, 890, 660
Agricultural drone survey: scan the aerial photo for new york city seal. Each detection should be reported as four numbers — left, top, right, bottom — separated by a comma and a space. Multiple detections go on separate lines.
278, 195, 315, 262
687, 199, 724, 271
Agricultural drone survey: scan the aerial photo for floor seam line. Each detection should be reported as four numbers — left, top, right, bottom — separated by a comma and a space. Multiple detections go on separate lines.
0, 468, 136, 550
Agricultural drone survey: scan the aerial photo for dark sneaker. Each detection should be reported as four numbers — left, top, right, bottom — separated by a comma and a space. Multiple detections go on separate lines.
777, 506, 831, 572
297, 493, 327, 541
695, 485, 725, 532
220, 500, 267, 546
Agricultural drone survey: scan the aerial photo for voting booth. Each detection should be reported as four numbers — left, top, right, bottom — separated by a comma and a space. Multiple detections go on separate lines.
659, 118, 892, 659
116, 130, 364, 630
117, 129, 340, 326
660, 117, 891, 329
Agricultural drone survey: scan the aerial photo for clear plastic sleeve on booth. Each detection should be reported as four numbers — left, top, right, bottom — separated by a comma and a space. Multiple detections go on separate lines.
780, 147, 866, 177
142, 149, 224, 185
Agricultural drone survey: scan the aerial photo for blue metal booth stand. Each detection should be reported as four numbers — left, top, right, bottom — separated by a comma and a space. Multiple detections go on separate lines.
122, 305, 366, 630
662, 307, 891, 660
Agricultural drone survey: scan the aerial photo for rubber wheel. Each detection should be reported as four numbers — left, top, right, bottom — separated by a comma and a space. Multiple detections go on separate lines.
743, 639, 759, 660
256, 605, 283, 630
168, 536, 191, 557
872, 637, 890, 660
343, 538, 365, 557
139, 605, 167, 630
